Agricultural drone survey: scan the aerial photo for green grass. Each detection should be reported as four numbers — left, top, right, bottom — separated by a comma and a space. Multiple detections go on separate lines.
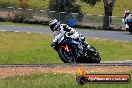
80, 0, 132, 16
0, 22, 48, 27
0, 73, 131, 88
88, 39, 132, 61
0, 0, 132, 16
0, 0, 49, 10
0, 31, 61, 64
0, 31, 131, 64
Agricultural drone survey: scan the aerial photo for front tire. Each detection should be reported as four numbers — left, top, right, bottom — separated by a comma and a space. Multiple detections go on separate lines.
58, 48, 76, 63
128, 25, 132, 33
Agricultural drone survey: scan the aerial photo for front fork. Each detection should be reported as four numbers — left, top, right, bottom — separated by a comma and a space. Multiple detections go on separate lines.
60, 44, 76, 62
60, 44, 70, 52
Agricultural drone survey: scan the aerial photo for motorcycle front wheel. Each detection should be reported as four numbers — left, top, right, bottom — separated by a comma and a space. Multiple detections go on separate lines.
128, 25, 132, 33
58, 47, 76, 63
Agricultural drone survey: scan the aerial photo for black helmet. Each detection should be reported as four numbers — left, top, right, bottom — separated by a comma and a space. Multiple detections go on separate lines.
49, 19, 60, 32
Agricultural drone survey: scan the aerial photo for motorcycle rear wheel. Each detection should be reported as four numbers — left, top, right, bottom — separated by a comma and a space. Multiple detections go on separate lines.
86, 46, 101, 63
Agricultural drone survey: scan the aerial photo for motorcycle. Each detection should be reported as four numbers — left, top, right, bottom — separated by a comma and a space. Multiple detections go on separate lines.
52, 33, 101, 63
122, 13, 132, 33
125, 19, 132, 33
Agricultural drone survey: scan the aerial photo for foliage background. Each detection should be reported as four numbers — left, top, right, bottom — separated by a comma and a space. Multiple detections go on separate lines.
0, 0, 132, 16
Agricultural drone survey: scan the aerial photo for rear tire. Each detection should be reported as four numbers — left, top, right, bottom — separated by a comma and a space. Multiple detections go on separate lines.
87, 46, 101, 63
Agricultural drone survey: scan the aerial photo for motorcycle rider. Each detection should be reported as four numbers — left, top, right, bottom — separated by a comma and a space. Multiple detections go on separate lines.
122, 10, 132, 29
49, 19, 86, 58
123, 10, 130, 19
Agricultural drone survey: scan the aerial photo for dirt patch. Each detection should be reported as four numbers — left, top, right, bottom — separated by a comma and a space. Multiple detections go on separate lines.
0, 65, 132, 79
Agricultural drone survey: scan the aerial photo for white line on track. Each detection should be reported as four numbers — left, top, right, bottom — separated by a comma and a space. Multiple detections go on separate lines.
0, 30, 6, 31
14, 31, 20, 32
27, 32, 31, 33
103, 60, 132, 63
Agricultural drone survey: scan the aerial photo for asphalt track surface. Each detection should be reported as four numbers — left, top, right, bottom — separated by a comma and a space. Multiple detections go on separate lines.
0, 25, 132, 42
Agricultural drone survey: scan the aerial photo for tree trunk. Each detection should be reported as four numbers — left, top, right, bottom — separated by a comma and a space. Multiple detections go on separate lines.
103, 15, 110, 30
103, 0, 115, 30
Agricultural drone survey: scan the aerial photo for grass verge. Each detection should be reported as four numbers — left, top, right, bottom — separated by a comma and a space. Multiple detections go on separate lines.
0, 73, 131, 88
0, 31, 131, 64
0, 22, 48, 27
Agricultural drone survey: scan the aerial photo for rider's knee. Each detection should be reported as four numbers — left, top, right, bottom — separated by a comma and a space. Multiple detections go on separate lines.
51, 42, 58, 51
79, 34, 85, 41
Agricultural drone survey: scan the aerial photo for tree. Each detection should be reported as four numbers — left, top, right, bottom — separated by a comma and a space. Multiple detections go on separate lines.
49, 0, 81, 13
81, 0, 101, 6
103, 0, 115, 30
48, 0, 82, 22
81, 0, 115, 30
